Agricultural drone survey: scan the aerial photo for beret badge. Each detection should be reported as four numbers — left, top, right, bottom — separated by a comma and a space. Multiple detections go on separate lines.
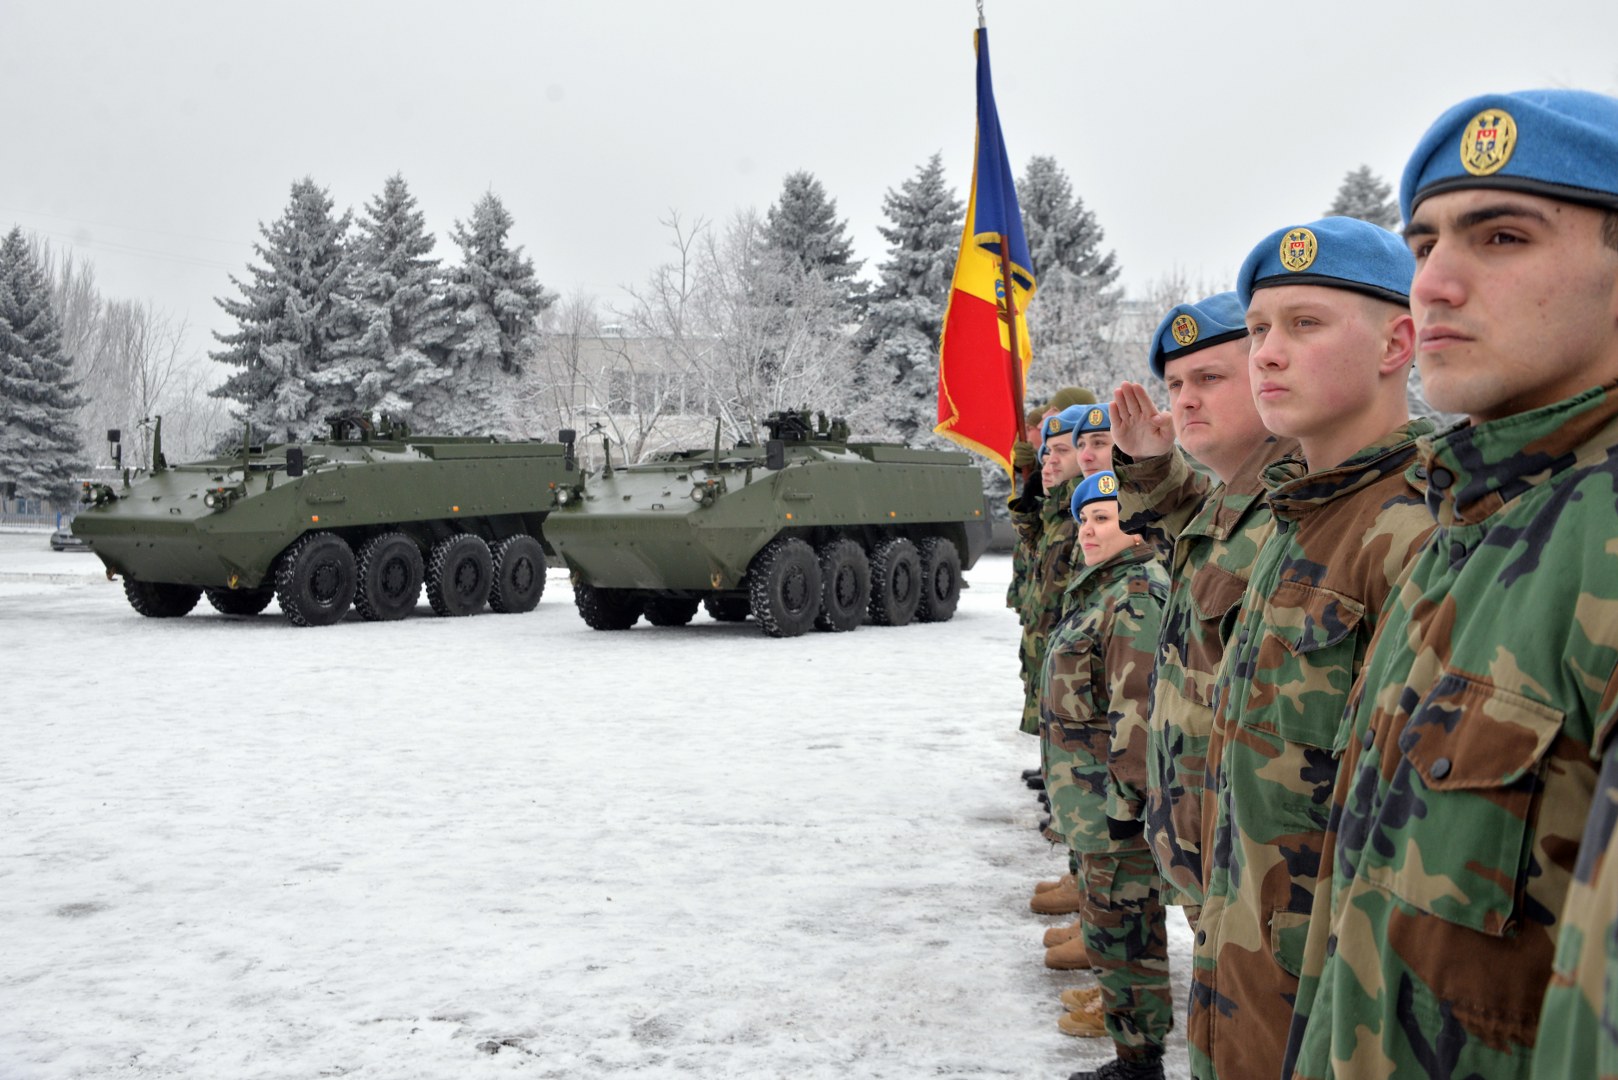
1460, 108, 1517, 176
1170, 314, 1199, 347
1280, 227, 1318, 273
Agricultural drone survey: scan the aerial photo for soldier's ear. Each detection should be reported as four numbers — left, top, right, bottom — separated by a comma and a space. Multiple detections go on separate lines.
1379, 310, 1416, 378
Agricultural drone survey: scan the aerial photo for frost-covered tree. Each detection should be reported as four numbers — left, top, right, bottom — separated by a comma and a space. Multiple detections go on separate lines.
853, 152, 963, 442
323, 174, 453, 425
1018, 156, 1123, 404
210, 178, 354, 443
1327, 165, 1400, 230
763, 170, 867, 313
422, 192, 552, 435
635, 210, 856, 444
0, 227, 87, 506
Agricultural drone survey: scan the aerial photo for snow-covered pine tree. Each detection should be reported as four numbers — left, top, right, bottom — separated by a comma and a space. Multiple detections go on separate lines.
210, 178, 354, 443
0, 227, 87, 508
1326, 165, 1400, 230
853, 152, 963, 443
326, 174, 453, 426
763, 170, 868, 314
1018, 156, 1123, 406
424, 193, 552, 435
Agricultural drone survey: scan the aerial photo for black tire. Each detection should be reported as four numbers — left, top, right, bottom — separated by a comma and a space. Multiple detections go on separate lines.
916, 537, 963, 623
204, 585, 274, 616
703, 595, 751, 622
867, 537, 922, 627
274, 532, 357, 627
354, 532, 425, 622
814, 539, 870, 632
573, 579, 643, 630
747, 537, 822, 638
124, 579, 202, 618
426, 534, 493, 617
644, 595, 700, 627
489, 534, 546, 614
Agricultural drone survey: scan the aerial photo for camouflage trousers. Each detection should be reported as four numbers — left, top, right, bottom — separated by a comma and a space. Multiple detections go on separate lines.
1082, 847, 1172, 1061
1019, 623, 1045, 735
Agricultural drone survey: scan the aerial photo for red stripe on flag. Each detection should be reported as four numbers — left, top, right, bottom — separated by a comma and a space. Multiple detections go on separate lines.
936, 289, 1017, 472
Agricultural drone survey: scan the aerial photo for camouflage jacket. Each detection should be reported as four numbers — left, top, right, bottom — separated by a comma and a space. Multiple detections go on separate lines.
1288, 388, 1618, 1080
1116, 436, 1298, 908
1190, 419, 1435, 1080
1039, 542, 1169, 851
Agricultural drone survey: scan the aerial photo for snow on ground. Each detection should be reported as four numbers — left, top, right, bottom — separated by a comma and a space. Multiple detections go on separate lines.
0, 533, 1193, 1079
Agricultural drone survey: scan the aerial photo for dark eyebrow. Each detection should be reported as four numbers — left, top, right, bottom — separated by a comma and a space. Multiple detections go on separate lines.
1456, 203, 1551, 230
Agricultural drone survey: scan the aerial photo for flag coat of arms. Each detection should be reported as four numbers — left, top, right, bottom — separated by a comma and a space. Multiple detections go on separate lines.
935, 27, 1036, 478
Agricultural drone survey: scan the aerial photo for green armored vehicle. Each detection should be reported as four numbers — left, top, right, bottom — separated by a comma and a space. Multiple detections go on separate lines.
73, 414, 573, 627
544, 408, 992, 638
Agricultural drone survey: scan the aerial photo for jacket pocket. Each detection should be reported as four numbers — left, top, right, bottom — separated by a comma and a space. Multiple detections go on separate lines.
1172, 564, 1248, 708
1241, 579, 1366, 751
1268, 907, 1311, 979
1364, 671, 1564, 936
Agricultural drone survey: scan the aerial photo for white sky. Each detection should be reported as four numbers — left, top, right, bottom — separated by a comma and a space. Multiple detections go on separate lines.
3, 0, 1616, 364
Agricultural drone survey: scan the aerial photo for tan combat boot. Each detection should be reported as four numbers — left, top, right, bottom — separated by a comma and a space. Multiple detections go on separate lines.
1033, 872, 1076, 896
1059, 986, 1100, 1012
1057, 988, 1106, 1037
1029, 876, 1086, 915
1045, 933, 1093, 970
1043, 919, 1085, 948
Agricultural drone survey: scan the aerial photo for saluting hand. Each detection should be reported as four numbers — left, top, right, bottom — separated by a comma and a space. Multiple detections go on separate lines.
1111, 382, 1175, 459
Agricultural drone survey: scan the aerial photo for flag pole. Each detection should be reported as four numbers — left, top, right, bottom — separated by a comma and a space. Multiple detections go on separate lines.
999, 246, 1025, 439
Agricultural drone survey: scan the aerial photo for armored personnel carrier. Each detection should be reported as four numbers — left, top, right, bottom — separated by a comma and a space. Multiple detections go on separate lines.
72, 414, 573, 627
543, 408, 992, 638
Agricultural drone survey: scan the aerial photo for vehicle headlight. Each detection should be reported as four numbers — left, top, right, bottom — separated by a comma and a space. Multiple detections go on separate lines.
556, 488, 572, 506
204, 492, 218, 508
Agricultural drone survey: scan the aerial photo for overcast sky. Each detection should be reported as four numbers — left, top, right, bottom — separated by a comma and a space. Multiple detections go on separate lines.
4, 0, 1616, 363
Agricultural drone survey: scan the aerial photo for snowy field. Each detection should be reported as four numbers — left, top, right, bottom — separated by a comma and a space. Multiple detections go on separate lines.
0, 533, 1192, 1080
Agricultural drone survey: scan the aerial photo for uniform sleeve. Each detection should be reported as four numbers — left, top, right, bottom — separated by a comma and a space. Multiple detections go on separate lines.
1115, 447, 1210, 557
1102, 575, 1167, 823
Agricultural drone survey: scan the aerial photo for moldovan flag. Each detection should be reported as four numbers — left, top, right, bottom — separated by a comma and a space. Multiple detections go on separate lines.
934, 26, 1036, 478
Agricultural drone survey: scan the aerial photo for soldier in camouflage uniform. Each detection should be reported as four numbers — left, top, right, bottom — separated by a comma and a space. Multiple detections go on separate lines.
1188, 217, 1437, 1080
1022, 405, 1118, 923
1039, 471, 1172, 1079
1284, 89, 1618, 1080
1109, 292, 1299, 918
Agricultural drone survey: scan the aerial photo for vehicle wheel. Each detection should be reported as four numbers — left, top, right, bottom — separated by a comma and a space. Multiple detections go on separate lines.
204, 585, 274, 616
354, 532, 424, 621
916, 537, 963, 623
814, 538, 870, 632
426, 534, 493, 617
644, 595, 700, 627
703, 595, 751, 622
275, 532, 357, 627
489, 534, 547, 614
867, 537, 922, 627
124, 579, 202, 618
573, 579, 643, 630
747, 537, 822, 638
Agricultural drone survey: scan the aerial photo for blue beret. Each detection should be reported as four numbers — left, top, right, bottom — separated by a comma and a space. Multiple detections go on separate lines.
1148, 292, 1249, 380
1401, 89, 1618, 221
1043, 403, 1101, 441
1076, 403, 1110, 434
1070, 470, 1120, 520
1236, 216, 1413, 308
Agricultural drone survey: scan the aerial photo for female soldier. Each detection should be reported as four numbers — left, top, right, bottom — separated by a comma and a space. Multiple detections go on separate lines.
1040, 470, 1173, 1080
